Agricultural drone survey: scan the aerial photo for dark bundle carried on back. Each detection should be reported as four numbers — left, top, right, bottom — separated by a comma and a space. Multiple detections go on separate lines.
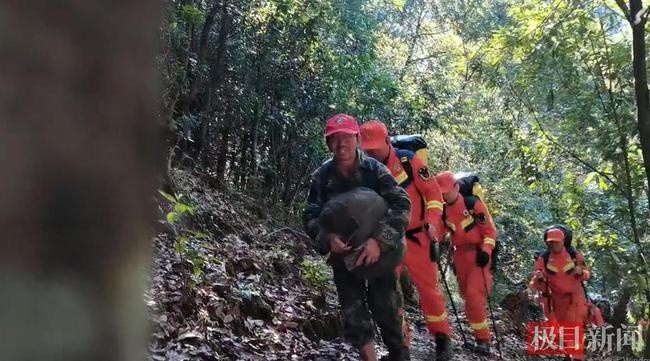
318, 187, 405, 279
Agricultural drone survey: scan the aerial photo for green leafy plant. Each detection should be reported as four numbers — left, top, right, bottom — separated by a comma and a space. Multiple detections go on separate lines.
159, 190, 207, 286
180, 4, 205, 25
159, 190, 195, 224
300, 257, 331, 292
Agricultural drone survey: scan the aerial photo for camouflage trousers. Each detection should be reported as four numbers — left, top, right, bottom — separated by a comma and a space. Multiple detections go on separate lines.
333, 268, 407, 356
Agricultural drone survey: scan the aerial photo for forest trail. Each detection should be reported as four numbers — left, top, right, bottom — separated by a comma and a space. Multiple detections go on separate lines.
148, 170, 620, 361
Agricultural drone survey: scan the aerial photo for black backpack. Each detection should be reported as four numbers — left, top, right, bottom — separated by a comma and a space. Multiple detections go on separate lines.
390, 135, 428, 165
443, 173, 500, 272
536, 225, 593, 305
390, 135, 444, 261
389, 135, 429, 223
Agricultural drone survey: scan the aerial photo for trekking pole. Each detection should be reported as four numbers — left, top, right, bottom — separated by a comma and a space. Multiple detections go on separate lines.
441, 240, 453, 276
437, 246, 471, 349
481, 269, 503, 360
545, 277, 554, 316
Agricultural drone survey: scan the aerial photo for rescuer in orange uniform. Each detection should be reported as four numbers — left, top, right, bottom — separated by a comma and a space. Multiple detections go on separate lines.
436, 171, 497, 355
360, 120, 452, 361
529, 227, 590, 361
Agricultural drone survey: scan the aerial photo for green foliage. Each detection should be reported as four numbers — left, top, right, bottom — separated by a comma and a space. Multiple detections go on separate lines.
169, 232, 209, 287
159, 190, 195, 225
300, 257, 331, 292
180, 4, 205, 25
159, 189, 207, 286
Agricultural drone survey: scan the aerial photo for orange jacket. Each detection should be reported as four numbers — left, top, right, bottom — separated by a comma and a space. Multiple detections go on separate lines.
443, 196, 497, 254
384, 147, 445, 239
530, 248, 590, 295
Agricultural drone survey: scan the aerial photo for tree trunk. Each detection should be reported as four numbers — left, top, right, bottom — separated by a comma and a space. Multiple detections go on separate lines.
615, 110, 645, 263
207, 0, 230, 91
281, 128, 299, 205
197, 0, 230, 161
0, 1, 162, 361
237, 132, 250, 189
215, 125, 230, 187
629, 0, 650, 212
182, 0, 222, 115
623, 8, 650, 356
260, 124, 276, 199
198, 105, 212, 168
610, 288, 632, 329
249, 108, 261, 192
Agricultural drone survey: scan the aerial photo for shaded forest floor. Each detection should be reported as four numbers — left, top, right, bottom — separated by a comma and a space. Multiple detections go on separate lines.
146, 170, 627, 361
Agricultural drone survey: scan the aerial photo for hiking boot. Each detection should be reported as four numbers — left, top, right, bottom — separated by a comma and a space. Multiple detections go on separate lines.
474, 340, 490, 356
434, 333, 453, 361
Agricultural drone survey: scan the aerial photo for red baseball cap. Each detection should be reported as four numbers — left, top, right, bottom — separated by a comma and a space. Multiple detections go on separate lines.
546, 228, 564, 243
436, 171, 456, 194
360, 120, 389, 150
324, 114, 359, 137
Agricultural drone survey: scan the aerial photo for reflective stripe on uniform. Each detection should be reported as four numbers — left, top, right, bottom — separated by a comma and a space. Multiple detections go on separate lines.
426, 311, 448, 323
461, 215, 475, 230
395, 171, 408, 184
562, 261, 575, 273
483, 238, 496, 247
469, 320, 489, 331
546, 263, 559, 273
446, 221, 456, 233
426, 200, 444, 211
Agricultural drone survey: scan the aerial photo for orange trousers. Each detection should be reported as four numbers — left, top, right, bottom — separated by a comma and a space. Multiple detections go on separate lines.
549, 292, 589, 361
396, 231, 451, 342
453, 246, 493, 341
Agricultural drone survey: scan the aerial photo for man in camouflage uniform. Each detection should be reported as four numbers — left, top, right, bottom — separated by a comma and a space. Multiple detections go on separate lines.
303, 114, 412, 361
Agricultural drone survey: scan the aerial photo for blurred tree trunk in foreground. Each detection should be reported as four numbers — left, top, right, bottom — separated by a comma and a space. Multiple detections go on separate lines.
0, 1, 162, 360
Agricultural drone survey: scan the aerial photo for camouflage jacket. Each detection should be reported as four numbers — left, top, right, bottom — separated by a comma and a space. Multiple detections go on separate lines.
302, 150, 411, 262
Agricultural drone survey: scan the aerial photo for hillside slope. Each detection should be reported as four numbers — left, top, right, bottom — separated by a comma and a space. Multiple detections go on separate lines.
146, 170, 621, 360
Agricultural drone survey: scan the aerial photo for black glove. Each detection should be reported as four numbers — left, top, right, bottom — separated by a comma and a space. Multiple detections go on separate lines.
476, 249, 490, 268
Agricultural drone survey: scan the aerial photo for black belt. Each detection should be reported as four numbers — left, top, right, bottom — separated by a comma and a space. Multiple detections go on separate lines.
405, 226, 426, 244
405, 225, 439, 263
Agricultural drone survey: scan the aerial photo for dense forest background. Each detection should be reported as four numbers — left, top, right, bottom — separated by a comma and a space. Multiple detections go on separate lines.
152, 0, 650, 358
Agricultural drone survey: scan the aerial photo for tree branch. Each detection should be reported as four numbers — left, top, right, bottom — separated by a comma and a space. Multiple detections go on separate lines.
615, 0, 631, 20
399, 1, 427, 81
505, 81, 628, 199
583, 34, 628, 155
585, 213, 635, 243
634, 6, 649, 25
404, 52, 444, 66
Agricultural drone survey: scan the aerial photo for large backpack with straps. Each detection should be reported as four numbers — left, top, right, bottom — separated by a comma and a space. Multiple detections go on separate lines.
390, 135, 438, 261
391, 135, 428, 165
389, 135, 428, 221
443, 173, 500, 273
536, 225, 603, 325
